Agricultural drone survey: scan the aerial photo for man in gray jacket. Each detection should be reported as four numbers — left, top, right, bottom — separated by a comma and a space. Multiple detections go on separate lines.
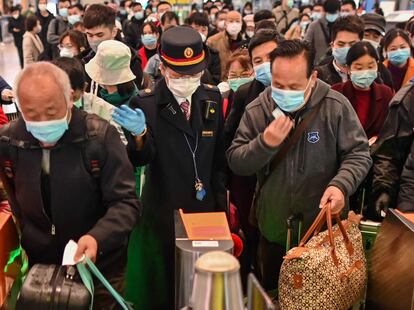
305, 0, 340, 64
227, 39, 371, 290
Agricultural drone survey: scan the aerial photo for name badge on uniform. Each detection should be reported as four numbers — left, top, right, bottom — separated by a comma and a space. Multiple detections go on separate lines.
202, 131, 214, 137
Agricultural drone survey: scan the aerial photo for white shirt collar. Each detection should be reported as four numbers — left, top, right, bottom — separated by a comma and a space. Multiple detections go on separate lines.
173, 95, 192, 107
332, 60, 348, 83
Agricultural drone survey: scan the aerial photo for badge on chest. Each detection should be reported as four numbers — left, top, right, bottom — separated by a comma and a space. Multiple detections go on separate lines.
204, 100, 217, 120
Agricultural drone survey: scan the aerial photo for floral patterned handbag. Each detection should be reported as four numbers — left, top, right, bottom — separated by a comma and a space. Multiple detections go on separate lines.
279, 204, 367, 310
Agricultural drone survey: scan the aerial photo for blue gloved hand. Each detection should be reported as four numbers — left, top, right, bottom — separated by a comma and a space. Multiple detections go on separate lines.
112, 104, 146, 136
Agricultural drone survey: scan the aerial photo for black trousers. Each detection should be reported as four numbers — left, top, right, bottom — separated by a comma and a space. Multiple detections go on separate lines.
257, 235, 286, 291
93, 268, 126, 310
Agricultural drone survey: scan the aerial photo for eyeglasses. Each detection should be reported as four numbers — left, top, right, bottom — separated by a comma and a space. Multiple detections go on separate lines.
228, 73, 253, 79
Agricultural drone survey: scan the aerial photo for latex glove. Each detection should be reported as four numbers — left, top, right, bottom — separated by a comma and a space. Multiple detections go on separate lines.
74, 235, 98, 263
319, 186, 345, 216
112, 104, 146, 136
1, 89, 14, 102
375, 193, 390, 218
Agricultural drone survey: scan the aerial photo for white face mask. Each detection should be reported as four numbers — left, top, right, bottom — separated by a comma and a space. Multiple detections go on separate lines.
363, 38, 380, 50
12, 14, 19, 19
36, 25, 42, 33
226, 22, 242, 36
166, 72, 202, 98
60, 47, 74, 58
217, 20, 225, 30
199, 32, 207, 43
246, 30, 254, 38
38, 4, 47, 11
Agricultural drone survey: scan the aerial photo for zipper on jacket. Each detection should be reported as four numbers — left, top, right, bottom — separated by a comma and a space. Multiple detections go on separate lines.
41, 149, 56, 236
41, 207, 55, 236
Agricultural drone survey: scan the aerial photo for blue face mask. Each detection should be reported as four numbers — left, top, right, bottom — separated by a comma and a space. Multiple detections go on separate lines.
59, 7, 68, 18
387, 48, 411, 66
350, 70, 378, 89
326, 13, 339, 23
332, 47, 350, 66
134, 11, 144, 20
67, 14, 81, 25
228, 77, 253, 92
254, 62, 272, 87
271, 79, 311, 113
311, 12, 322, 20
25, 112, 69, 144
141, 34, 157, 47
300, 21, 310, 30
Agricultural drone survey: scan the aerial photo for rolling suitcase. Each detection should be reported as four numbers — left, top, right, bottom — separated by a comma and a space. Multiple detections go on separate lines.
16, 264, 90, 310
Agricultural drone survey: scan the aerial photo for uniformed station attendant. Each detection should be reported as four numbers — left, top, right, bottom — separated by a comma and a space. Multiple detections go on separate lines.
112, 26, 227, 309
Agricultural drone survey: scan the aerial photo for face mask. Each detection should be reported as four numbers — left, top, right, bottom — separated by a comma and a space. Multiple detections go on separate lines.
350, 70, 378, 89
68, 14, 81, 25
134, 11, 144, 20
25, 111, 69, 144
300, 21, 310, 30
287, 0, 294, 8
36, 25, 42, 33
159, 12, 165, 20
141, 34, 157, 47
119, 8, 127, 15
311, 12, 322, 20
326, 13, 338, 23
199, 32, 207, 43
166, 73, 201, 98
210, 15, 216, 23
363, 39, 380, 50
228, 77, 253, 92
332, 47, 350, 66
340, 12, 351, 17
59, 8, 68, 18
246, 30, 254, 38
226, 22, 242, 36
387, 48, 411, 66
100, 87, 138, 106
60, 47, 74, 58
73, 97, 82, 108
12, 14, 19, 19
217, 20, 225, 30
244, 9, 252, 14
271, 79, 311, 113
38, 4, 47, 11
254, 62, 272, 86
88, 39, 104, 53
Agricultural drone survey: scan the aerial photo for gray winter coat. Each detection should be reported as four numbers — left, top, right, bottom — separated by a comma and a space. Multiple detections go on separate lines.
226, 80, 372, 245
305, 17, 331, 65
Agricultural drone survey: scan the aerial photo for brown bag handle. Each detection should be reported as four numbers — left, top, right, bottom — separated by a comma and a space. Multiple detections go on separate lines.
298, 203, 354, 265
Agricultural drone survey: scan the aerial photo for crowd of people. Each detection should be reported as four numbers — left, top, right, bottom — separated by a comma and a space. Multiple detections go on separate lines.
0, 0, 414, 309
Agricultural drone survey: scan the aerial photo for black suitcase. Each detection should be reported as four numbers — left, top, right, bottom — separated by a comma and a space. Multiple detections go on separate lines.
16, 264, 91, 310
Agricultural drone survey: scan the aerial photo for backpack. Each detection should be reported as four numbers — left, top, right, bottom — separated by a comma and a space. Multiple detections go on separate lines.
0, 114, 108, 182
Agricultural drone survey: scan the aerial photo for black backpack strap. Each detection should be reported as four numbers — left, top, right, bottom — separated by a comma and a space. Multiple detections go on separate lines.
82, 114, 109, 179
0, 123, 19, 180
319, 22, 331, 46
